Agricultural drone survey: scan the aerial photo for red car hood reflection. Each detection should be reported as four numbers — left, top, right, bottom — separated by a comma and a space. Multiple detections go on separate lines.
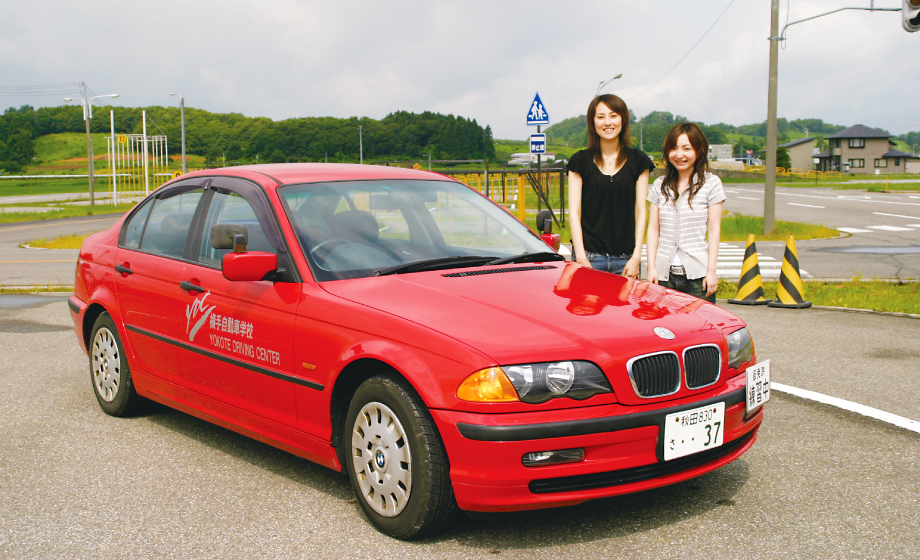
320, 262, 744, 365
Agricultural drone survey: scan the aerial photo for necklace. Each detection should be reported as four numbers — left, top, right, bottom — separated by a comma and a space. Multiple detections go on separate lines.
602, 152, 618, 167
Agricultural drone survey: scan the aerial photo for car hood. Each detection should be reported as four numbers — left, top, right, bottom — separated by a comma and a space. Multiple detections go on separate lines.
320, 262, 745, 369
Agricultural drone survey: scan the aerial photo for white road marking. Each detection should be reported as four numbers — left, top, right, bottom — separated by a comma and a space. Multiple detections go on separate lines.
837, 195, 871, 199
867, 225, 914, 231
907, 224, 920, 228
642, 242, 807, 280
788, 203, 825, 208
837, 227, 872, 233
873, 212, 920, 220
772, 382, 920, 434
737, 197, 760, 201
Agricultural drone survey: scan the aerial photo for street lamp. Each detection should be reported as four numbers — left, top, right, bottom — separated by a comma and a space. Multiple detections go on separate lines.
64, 93, 118, 207
596, 73, 623, 97
170, 93, 186, 174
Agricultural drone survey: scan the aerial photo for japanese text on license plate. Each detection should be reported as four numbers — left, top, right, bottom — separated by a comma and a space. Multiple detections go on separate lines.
663, 402, 725, 461
745, 360, 771, 413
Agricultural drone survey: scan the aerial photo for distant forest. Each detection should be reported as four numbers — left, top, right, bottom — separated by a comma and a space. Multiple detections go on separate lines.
0, 105, 495, 171
546, 112, 920, 157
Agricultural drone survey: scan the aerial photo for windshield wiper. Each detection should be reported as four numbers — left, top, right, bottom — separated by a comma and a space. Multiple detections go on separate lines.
488, 252, 566, 266
375, 256, 496, 276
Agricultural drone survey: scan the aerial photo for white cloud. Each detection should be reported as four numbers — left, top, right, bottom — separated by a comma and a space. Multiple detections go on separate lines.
1, 0, 916, 139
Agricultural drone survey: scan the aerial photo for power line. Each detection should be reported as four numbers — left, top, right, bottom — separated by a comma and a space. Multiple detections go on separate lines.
0, 82, 84, 98
628, 0, 737, 101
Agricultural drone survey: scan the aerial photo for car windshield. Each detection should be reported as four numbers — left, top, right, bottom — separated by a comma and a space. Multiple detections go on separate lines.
279, 179, 552, 281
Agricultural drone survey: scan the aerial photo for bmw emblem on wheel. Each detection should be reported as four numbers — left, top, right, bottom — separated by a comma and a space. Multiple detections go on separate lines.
654, 327, 675, 340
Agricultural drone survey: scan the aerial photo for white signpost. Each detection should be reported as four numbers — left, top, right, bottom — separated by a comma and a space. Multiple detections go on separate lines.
530, 133, 546, 155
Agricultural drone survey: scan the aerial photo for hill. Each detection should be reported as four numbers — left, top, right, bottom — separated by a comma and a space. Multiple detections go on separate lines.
0, 105, 495, 172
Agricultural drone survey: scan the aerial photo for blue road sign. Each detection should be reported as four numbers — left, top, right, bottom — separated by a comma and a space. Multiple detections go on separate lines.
530, 134, 546, 154
526, 92, 549, 126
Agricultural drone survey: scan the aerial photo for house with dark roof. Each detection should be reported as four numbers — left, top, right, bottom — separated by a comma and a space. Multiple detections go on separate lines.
779, 137, 818, 170
814, 124, 918, 174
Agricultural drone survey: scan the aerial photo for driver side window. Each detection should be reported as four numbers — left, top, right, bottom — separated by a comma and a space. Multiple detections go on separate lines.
198, 191, 275, 267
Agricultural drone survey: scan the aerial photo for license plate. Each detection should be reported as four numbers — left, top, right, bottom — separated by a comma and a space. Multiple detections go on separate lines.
745, 360, 771, 413
663, 402, 725, 461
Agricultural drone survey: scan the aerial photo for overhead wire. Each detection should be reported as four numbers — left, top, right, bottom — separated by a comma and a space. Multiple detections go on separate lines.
628, 0, 737, 101
0, 82, 84, 98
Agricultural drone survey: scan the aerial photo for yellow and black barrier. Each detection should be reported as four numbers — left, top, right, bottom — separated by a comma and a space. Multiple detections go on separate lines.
768, 235, 812, 309
728, 234, 769, 305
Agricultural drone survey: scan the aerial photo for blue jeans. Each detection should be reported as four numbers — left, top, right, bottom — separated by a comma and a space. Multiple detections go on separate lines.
586, 252, 630, 274
665, 273, 716, 303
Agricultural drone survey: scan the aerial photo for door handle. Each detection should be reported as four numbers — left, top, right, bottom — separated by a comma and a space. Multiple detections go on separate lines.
180, 280, 205, 293
114, 264, 133, 275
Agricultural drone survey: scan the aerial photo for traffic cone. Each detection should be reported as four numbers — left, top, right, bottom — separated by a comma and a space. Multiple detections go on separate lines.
728, 234, 769, 305
768, 235, 812, 309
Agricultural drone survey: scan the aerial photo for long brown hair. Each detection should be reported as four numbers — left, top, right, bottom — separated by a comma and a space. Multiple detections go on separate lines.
660, 122, 709, 208
586, 94, 631, 170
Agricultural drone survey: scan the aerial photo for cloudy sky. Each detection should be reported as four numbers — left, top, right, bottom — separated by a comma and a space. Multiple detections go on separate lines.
2, 0, 918, 140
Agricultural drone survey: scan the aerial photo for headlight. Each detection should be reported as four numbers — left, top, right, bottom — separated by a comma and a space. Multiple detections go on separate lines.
502, 361, 611, 404
727, 327, 754, 369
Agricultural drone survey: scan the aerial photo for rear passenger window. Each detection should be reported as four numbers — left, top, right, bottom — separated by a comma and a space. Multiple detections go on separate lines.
139, 189, 204, 258
198, 191, 275, 267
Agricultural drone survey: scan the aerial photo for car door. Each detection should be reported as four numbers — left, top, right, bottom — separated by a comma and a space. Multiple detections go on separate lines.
114, 182, 207, 386
177, 177, 301, 427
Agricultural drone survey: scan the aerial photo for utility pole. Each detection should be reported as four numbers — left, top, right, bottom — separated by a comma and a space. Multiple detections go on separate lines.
64, 84, 118, 207
359, 125, 363, 164
82, 83, 95, 207
170, 93, 186, 174
762, 1, 902, 234
764, 0, 780, 235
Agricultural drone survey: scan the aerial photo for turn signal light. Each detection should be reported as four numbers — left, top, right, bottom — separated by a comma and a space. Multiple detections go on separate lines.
457, 367, 520, 402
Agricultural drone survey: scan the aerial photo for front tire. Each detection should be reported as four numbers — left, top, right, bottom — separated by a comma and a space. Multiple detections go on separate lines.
89, 312, 142, 417
345, 374, 457, 539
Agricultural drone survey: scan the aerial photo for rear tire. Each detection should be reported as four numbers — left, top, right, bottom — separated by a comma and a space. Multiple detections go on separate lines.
89, 312, 142, 417
345, 374, 457, 539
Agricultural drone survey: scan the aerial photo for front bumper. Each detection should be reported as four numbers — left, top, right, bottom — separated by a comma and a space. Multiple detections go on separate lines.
431, 374, 762, 512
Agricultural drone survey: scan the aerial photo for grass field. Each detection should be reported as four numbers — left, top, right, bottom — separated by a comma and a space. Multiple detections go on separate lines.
0, 202, 135, 224
717, 278, 920, 315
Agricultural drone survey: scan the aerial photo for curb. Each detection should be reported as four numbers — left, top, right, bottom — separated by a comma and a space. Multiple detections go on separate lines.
717, 299, 920, 320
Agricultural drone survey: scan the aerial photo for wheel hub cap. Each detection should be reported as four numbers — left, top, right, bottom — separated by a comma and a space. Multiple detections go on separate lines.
351, 401, 412, 517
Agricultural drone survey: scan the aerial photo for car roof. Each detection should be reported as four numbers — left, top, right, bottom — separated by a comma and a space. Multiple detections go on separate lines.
177, 163, 453, 190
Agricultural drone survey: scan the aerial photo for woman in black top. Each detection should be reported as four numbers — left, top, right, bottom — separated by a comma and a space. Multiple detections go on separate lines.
566, 94, 655, 277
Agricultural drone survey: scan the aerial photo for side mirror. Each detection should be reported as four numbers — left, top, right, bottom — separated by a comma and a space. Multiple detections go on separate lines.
535, 209, 560, 251
222, 251, 278, 282
535, 209, 554, 234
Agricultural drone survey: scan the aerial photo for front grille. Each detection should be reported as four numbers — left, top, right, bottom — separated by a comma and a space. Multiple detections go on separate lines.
684, 345, 721, 389
529, 430, 755, 494
628, 352, 680, 397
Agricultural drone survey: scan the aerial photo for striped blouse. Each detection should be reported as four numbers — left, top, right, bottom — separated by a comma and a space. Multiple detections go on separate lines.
647, 172, 725, 281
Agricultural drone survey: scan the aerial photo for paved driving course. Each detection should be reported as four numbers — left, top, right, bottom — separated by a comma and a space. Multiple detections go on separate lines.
1, 297, 918, 559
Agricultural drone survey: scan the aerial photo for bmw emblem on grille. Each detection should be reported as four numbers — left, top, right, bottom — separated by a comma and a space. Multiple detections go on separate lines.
654, 327, 675, 340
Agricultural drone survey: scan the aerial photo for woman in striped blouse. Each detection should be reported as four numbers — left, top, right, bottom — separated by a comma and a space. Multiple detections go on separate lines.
646, 122, 725, 303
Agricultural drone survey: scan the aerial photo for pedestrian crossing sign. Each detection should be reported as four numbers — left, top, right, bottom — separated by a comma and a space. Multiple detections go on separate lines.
526, 93, 549, 126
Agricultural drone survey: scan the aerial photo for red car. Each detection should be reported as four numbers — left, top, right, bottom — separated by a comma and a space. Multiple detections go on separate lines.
69, 163, 769, 539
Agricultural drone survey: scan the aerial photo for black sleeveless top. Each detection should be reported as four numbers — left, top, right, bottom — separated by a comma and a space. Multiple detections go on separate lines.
566, 148, 655, 256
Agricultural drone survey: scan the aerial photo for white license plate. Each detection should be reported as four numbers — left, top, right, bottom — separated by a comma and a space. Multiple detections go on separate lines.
745, 360, 771, 413
663, 402, 725, 461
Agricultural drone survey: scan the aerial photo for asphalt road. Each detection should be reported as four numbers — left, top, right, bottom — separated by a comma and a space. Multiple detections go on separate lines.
2, 298, 918, 559
722, 184, 920, 280
0, 214, 121, 287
